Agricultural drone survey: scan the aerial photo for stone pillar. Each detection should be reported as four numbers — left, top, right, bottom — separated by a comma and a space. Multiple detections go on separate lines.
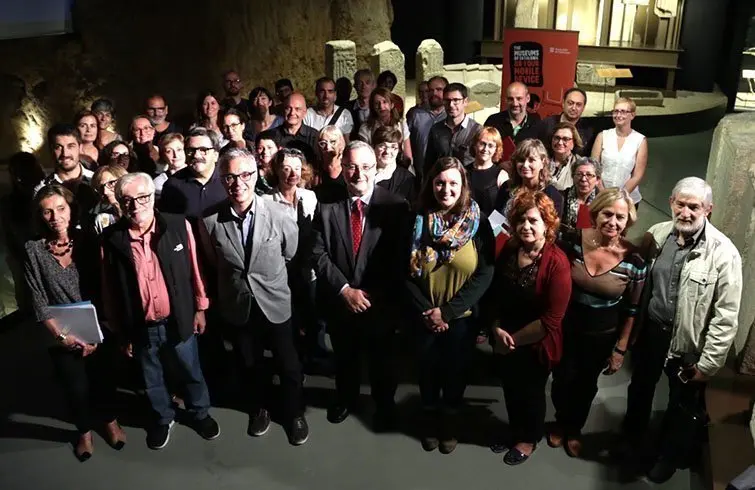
415, 39, 444, 85
705, 112, 755, 374
514, 0, 539, 28
325, 40, 357, 82
370, 41, 406, 98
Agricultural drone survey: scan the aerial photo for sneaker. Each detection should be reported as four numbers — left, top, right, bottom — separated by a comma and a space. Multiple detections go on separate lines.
194, 415, 220, 440
147, 421, 174, 450
247, 409, 271, 437
287, 416, 309, 446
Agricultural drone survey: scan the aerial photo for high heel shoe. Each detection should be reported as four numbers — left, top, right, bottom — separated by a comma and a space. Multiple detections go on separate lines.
105, 420, 127, 450
503, 443, 537, 466
75, 432, 93, 462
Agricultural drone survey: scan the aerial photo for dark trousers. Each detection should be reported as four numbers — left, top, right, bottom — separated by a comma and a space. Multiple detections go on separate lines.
623, 320, 674, 434
48, 338, 119, 434
329, 312, 397, 410
551, 330, 616, 435
289, 276, 319, 355
498, 346, 551, 444
416, 316, 474, 412
136, 319, 211, 426
624, 321, 707, 465
234, 303, 304, 421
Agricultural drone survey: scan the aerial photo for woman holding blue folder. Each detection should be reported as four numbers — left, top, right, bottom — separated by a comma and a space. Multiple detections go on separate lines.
23, 184, 125, 461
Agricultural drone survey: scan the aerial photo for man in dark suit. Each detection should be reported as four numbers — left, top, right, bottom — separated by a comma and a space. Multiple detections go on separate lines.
311, 140, 410, 431
484, 82, 541, 152
200, 148, 308, 446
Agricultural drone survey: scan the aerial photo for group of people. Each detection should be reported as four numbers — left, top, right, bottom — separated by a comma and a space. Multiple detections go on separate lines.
0, 66, 742, 485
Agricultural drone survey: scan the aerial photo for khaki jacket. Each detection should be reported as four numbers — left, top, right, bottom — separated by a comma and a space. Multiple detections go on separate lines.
641, 220, 742, 376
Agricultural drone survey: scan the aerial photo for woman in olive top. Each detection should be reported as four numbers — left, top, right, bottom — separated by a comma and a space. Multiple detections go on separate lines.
407, 157, 495, 455
494, 139, 564, 233
549, 188, 646, 457
488, 190, 571, 465
24, 185, 125, 460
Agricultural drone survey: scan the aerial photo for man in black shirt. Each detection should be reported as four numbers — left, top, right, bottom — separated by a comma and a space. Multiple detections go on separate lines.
274, 92, 318, 164
147, 94, 182, 145
484, 82, 540, 155
221, 70, 249, 116
537, 88, 596, 156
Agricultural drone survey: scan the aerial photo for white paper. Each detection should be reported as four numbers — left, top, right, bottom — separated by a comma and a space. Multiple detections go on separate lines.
488, 210, 509, 236
48, 302, 104, 344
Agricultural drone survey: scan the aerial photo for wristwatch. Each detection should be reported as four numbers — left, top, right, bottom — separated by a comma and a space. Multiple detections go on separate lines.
56, 331, 68, 343
613, 346, 627, 356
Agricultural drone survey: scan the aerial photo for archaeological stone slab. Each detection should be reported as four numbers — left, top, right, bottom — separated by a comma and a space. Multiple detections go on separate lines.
371, 41, 406, 98
325, 40, 357, 84
416, 39, 444, 84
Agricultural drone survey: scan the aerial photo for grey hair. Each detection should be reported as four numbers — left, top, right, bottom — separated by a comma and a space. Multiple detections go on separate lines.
571, 156, 603, 180
186, 126, 221, 152
218, 147, 256, 173
115, 172, 155, 201
343, 140, 377, 162
671, 177, 713, 206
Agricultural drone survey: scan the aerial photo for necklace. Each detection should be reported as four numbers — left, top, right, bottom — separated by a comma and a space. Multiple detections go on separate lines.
45, 238, 74, 256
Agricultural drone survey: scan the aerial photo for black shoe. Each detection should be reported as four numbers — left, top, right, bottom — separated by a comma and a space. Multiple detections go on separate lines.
327, 404, 351, 424
147, 421, 174, 450
420, 411, 440, 452
647, 458, 677, 484
503, 444, 537, 466
373, 407, 397, 433
194, 415, 220, 440
287, 416, 309, 446
248, 409, 272, 437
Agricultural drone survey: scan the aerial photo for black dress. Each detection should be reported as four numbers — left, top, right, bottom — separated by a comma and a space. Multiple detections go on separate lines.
468, 165, 501, 216
376, 166, 416, 203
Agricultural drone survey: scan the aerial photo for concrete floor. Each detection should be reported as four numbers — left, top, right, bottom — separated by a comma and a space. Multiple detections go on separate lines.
0, 131, 715, 490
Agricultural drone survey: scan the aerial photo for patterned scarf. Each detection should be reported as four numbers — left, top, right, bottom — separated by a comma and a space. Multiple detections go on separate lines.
563, 186, 597, 231
409, 200, 481, 278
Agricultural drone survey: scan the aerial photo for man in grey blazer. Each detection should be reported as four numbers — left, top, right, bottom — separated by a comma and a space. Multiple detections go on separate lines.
199, 147, 308, 446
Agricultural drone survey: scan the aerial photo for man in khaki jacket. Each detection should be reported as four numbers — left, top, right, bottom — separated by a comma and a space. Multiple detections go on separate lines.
619, 177, 742, 483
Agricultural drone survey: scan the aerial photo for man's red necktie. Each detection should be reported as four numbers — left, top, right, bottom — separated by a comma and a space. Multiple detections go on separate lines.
351, 199, 363, 256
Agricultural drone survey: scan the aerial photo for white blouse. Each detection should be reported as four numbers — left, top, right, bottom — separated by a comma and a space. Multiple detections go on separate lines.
599, 128, 645, 203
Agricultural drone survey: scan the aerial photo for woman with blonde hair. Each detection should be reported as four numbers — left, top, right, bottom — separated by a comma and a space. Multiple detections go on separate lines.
469, 126, 509, 215
90, 164, 128, 234
548, 187, 646, 458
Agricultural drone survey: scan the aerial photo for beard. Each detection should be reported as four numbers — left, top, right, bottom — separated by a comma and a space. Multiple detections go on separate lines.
673, 215, 705, 235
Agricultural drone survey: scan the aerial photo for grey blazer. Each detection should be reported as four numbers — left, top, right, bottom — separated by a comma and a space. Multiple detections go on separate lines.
201, 197, 298, 326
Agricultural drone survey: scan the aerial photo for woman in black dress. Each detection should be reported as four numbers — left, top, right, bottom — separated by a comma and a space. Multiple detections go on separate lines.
373, 125, 416, 203
468, 126, 508, 216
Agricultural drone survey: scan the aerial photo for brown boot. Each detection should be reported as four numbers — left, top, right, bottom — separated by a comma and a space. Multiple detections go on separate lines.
438, 411, 458, 454
75, 431, 93, 462
105, 420, 127, 450
565, 436, 582, 458
547, 424, 564, 448
420, 410, 440, 452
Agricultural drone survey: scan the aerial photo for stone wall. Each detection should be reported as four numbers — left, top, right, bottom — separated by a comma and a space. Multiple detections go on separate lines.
705, 112, 755, 374
0, 0, 393, 163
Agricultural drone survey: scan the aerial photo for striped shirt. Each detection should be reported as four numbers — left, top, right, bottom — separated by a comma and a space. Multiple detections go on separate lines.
561, 230, 647, 315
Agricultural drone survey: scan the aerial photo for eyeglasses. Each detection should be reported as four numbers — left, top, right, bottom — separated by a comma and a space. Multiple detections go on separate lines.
318, 139, 340, 149
343, 164, 376, 173
111, 151, 129, 158
186, 146, 214, 156
221, 171, 256, 185
575, 172, 597, 180
443, 97, 465, 105
119, 193, 153, 208
612, 109, 633, 116
99, 180, 118, 193
375, 143, 400, 152
222, 122, 242, 131
225, 79, 241, 85
552, 136, 573, 143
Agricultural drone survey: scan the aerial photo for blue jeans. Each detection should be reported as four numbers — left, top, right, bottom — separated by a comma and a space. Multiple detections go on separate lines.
137, 320, 211, 425
416, 316, 474, 412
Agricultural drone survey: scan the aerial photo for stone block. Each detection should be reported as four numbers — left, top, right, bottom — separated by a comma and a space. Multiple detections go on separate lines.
576, 63, 617, 87
514, 0, 539, 28
467, 79, 501, 109
615, 89, 663, 107
370, 41, 406, 98
706, 113, 755, 374
443, 63, 467, 84
416, 39, 444, 84
325, 40, 357, 83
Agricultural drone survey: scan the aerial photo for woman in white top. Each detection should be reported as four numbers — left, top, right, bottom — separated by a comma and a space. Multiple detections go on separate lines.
357, 87, 413, 162
153, 133, 187, 198
263, 148, 318, 221
591, 97, 648, 207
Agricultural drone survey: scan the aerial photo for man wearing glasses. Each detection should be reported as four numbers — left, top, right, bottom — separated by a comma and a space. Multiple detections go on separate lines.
538, 88, 596, 156
221, 70, 249, 116
146, 94, 181, 145
158, 127, 226, 219
129, 115, 160, 177
199, 148, 308, 445
311, 141, 411, 431
424, 82, 481, 174
101, 172, 219, 450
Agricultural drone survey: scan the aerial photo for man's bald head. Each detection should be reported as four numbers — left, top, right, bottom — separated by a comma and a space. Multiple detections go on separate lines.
506, 82, 530, 118
284, 92, 307, 130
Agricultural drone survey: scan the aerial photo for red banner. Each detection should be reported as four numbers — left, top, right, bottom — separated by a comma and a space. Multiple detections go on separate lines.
501, 28, 579, 119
